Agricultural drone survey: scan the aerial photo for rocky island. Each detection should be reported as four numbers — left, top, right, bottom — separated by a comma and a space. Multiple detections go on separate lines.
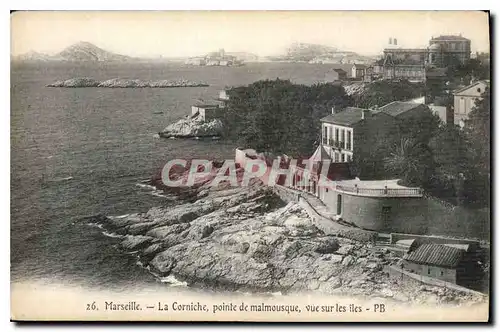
158, 116, 224, 139
159, 103, 225, 139
47, 77, 209, 88
84, 162, 487, 306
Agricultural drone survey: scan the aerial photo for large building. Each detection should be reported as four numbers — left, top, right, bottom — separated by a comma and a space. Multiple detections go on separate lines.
317, 102, 430, 162
428, 35, 471, 66
381, 35, 471, 81
382, 48, 427, 82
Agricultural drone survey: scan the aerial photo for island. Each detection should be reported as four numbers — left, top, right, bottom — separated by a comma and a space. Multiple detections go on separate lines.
47, 77, 209, 88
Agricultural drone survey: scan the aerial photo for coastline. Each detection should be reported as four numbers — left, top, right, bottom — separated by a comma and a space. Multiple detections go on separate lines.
82, 163, 487, 306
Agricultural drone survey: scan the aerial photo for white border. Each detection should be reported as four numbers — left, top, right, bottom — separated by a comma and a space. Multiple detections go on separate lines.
2, 1, 497, 331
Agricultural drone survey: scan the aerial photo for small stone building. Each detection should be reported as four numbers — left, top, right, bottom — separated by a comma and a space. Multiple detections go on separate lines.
191, 104, 223, 122
403, 243, 474, 285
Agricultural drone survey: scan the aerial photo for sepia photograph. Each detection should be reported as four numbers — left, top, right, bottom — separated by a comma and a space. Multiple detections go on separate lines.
9, 10, 491, 322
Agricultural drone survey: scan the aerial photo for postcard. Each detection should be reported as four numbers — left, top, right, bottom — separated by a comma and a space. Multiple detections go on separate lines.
10, 10, 490, 322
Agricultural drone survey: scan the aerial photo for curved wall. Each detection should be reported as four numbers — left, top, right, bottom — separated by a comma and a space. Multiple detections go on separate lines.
340, 194, 428, 234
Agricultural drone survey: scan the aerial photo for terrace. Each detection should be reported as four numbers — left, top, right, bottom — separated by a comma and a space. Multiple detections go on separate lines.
334, 179, 423, 197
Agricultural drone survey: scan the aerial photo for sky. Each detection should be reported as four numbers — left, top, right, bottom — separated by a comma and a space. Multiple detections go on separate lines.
10, 11, 490, 58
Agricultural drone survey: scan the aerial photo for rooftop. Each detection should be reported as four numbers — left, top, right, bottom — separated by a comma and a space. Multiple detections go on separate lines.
384, 48, 428, 53
320, 107, 370, 126
430, 35, 470, 42
426, 68, 448, 78
404, 243, 465, 268
378, 101, 427, 117
193, 104, 220, 108
453, 80, 490, 95
310, 145, 331, 162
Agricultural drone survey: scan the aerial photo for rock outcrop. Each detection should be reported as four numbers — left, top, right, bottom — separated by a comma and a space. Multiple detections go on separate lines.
85, 173, 487, 306
159, 116, 223, 138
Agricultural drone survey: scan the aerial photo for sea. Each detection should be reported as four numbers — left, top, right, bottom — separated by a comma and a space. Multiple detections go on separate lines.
10, 61, 333, 291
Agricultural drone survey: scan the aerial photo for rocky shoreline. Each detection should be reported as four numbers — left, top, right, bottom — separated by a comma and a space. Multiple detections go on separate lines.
82, 163, 487, 307
47, 77, 209, 88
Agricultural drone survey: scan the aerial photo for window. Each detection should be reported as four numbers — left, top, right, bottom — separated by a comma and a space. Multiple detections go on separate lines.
334, 152, 339, 162
460, 98, 465, 114
382, 206, 391, 223
427, 268, 431, 275
335, 128, 339, 143
341, 153, 345, 162
326, 188, 329, 193
340, 129, 345, 149
440, 271, 444, 276
477, 88, 481, 93
346, 131, 352, 150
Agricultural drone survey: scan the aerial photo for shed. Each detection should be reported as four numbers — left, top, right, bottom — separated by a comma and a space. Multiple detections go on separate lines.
403, 243, 468, 284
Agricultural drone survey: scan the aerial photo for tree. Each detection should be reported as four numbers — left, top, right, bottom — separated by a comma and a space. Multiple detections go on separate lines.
428, 126, 469, 204
463, 87, 491, 206
395, 107, 442, 144
352, 80, 425, 109
384, 137, 434, 186
466, 87, 490, 174
222, 79, 353, 157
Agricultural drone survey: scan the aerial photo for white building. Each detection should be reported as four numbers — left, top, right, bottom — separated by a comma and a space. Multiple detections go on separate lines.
453, 80, 489, 127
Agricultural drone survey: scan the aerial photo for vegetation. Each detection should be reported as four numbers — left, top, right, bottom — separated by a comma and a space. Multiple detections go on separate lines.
222, 77, 489, 209
351, 79, 425, 109
222, 79, 352, 156
447, 58, 490, 84
352, 107, 441, 185
353, 89, 490, 208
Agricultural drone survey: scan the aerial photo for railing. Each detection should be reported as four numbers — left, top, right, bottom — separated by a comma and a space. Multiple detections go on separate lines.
335, 185, 423, 197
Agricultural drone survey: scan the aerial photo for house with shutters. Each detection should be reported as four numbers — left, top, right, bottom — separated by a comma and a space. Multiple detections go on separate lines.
316, 101, 430, 163
453, 80, 490, 127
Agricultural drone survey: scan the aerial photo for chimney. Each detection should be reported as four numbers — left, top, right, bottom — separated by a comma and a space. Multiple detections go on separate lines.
361, 109, 370, 120
331, 106, 336, 114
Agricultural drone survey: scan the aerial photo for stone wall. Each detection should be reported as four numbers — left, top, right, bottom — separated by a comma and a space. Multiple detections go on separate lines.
386, 265, 486, 297
404, 261, 457, 284
322, 189, 489, 239
272, 185, 301, 204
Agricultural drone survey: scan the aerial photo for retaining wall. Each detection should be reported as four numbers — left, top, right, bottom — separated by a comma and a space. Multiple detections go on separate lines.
386, 265, 486, 297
